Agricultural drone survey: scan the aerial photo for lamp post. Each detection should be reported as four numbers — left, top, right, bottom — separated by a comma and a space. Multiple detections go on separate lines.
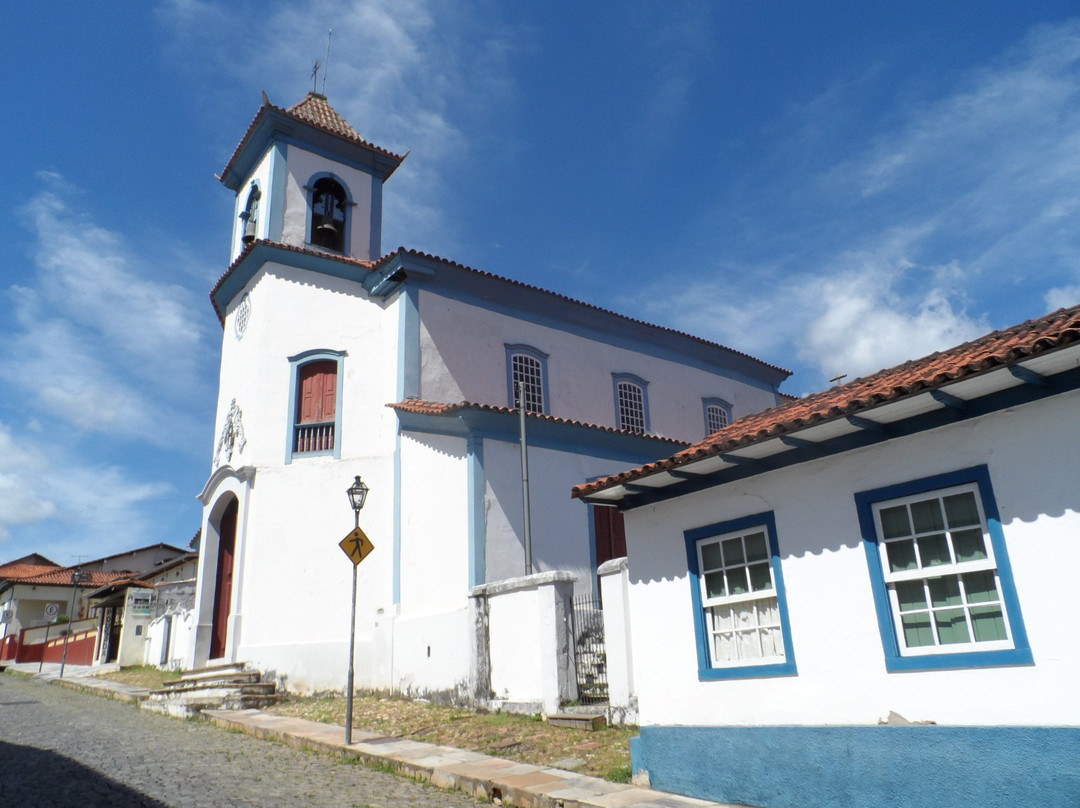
59, 570, 92, 678
344, 474, 369, 745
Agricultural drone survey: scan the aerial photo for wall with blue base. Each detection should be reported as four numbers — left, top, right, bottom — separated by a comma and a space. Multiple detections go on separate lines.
632, 725, 1080, 808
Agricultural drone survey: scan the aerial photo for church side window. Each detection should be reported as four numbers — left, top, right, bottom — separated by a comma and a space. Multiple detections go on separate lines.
309, 177, 347, 252
287, 351, 344, 462
613, 373, 649, 434
506, 344, 549, 414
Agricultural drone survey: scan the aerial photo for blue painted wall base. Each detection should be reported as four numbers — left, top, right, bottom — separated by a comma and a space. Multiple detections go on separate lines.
632, 725, 1080, 808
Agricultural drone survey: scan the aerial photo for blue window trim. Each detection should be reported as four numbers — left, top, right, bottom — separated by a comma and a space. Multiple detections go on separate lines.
504, 344, 550, 413
304, 172, 352, 255
285, 349, 345, 464
702, 397, 732, 436
684, 511, 798, 680
854, 465, 1032, 672
612, 373, 650, 433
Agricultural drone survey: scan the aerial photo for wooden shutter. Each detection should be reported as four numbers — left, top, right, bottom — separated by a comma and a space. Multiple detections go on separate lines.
298, 361, 337, 423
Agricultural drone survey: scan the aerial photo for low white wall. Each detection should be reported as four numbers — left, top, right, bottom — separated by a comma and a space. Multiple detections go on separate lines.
473, 571, 577, 714
599, 557, 636, 721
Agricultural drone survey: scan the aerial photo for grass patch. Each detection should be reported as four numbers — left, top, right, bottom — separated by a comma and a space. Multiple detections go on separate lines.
98, 665, 183, 689
269, 692, 635, 782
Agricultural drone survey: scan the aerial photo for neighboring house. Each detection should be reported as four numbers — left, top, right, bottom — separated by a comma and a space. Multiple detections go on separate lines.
0, 544, 191, 665
86, 553, 199, 668
190, 92, 790, 697
573, 304, 1080, 808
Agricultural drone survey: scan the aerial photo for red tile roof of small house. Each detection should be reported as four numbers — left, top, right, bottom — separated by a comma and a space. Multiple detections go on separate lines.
573, 302, 1080, 499
0, 564, 64, 581
7, 569, 133, 588
389, 398, 690, 446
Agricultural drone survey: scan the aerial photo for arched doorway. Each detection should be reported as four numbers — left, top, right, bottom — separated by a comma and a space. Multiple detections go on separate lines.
210, 498, 238, 659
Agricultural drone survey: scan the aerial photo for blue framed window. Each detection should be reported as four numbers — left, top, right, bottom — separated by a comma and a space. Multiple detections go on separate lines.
505, 344, 549, 414
685, 511, 797, 679
854, 466, 1031, 671
305, 172, 352, 253
286, 349, 345, 463
613, 373, 649, 434
703, 397, 732, 436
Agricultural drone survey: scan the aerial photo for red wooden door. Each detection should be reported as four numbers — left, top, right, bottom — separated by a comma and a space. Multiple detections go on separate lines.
210, 499, 238, 660
594, 506, 627, 567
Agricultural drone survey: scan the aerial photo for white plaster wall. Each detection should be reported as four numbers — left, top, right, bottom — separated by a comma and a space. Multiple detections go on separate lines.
203, 266, 402, 692
625, 391, 1080, 728
482, 439, 639, 593
398, 433, 469, 611
417, 290, 778, 443
390, 607, 473, 697
487, 585, 543, 701
215, 262, 400, 470
282, 147, 376, 260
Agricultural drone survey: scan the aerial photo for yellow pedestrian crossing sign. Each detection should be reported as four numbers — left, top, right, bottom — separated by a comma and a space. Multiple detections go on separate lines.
339, 526, 375, 566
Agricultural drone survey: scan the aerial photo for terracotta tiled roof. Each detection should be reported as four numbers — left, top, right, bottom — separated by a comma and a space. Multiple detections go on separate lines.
220, 93, 405, 185
0, 564, 62, 581
574, 303, 1080, 499
389, 399, 689, 446
7, 569, 132, 588
287, 93, 364, 140
371, 248, 791, 378
209, 239, 377, 323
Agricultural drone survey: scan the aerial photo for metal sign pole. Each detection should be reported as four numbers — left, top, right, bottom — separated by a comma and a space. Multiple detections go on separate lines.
345, 508, 359, 745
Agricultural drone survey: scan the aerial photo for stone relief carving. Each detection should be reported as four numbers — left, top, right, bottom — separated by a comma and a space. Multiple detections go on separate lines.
214, 398, 248, 465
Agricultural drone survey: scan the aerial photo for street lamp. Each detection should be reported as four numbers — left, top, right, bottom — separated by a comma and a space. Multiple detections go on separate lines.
344, 475, 368, 745
59, 570, 92, 679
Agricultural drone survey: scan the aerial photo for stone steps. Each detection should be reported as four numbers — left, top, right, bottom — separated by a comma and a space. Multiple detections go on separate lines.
143, 662, 279, 717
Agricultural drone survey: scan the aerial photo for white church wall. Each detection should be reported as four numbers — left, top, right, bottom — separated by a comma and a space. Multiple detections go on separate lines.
417, 288, 778, 443
624, 391, 1080, 729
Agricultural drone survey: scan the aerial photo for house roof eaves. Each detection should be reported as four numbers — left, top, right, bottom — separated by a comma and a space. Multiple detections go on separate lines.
389, 398, 689, 447
574, 303, 1080, 503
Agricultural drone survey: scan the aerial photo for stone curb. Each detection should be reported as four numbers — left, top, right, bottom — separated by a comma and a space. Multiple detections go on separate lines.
51, 676, 151, 705
201, 709, 727, 808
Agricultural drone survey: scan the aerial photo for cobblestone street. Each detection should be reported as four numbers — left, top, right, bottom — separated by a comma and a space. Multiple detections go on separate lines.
0, 674, 486, 808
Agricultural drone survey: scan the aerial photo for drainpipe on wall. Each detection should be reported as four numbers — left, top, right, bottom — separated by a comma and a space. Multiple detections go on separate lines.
516, 382, 533, 575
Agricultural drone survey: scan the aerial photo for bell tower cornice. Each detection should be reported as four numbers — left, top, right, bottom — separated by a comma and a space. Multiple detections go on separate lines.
218, 93, 407, 192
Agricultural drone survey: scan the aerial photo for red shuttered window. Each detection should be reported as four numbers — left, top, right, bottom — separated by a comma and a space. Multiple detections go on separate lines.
294, 360, 337, 453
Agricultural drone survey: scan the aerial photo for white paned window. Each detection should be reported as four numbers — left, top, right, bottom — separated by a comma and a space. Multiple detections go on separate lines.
872, 484, 1013, 656
617, 381, 646, 434
706, 402, 729, 434
697, 527, 784, 667
512, 353, 545, 413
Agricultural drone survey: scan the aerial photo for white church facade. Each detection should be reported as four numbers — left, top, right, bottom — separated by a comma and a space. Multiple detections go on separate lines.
189, 93, 789, 698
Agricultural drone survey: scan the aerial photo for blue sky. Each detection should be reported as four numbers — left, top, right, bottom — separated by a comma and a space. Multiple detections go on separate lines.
2, 1, 1079, 566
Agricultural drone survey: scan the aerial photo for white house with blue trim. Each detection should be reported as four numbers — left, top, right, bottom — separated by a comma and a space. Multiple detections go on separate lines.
188, 92, 789, 700
575, 305, 1080, 808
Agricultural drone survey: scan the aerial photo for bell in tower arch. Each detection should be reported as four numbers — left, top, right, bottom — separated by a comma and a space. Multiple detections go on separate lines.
310, 177, 347, 252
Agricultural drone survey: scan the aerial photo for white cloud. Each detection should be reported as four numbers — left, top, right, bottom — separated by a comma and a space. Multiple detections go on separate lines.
0, 425, 56, 541
1046, 285, 1080, 310
160, 0, 517, 257
1, 177, 214, 446
637, 18, 1080, 391
800, 270, 986, 381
